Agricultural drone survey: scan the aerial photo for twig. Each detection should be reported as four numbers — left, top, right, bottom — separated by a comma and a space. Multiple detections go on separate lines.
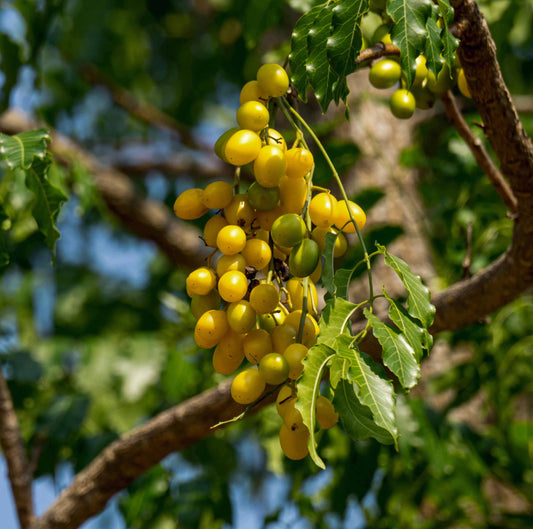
355, 43, 401, 66
440, 90, 517, 215
0, 368, 35, 529
462, 222, 473, 279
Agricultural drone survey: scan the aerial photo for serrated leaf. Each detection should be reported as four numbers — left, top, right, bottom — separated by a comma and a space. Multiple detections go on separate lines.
289, 3, 325, 102
295, 344, 336, 469
336, 338, 398, 445
24, 155, 68, 260
387, 0, 433, 88
322, 231, 338, 294
327, 0, 369, 103
318, 296, 357, 347
437, 0, 458, 68
386, 294, 425, 362
424, 17, 444, 78
0, 129, 51, 169
364, 309, 420, 390
329, 355, 345, 390
378, 245, 435, 328
333, 268, 354, 299
306, 3, 337, 111
437, 0, 453, 24
334, 379, 395, 444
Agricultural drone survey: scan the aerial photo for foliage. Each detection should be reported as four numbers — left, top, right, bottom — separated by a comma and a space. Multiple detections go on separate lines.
0, 0, 532, 528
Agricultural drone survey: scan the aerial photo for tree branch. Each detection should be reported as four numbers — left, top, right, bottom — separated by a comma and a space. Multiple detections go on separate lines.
32, 380, 277, 529
0, 110, 209, 271
0, 367, 35, 529
439, 90, 517, 215
355, 43, 401, 66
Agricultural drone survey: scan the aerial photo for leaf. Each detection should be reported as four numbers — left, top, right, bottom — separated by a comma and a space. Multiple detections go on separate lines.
364, 309, 420, 390
336, 336, 398, 444
437, 0, 459, 68
327, 0, 369, 102
334, 379, 395, 444
333, 268, 354, 300
322, 231, 338, 295
424, 17, 444, 78
306, 3, 336, 111
289, 3, 325, 102
295, 343, 336, 469
318, 296, 357, 347
0, 204, 9, 268
387, 0, 433, 88
24, 155, 68, 260
0, 128, 51, 169
378, 245, 436, 328
386, 294, 425, 362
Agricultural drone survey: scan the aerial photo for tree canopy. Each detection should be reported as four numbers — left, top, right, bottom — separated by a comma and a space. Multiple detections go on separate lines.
0, 1, 532, 528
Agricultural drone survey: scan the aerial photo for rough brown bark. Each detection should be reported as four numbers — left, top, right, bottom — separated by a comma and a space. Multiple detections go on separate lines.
0, 369, 35, 529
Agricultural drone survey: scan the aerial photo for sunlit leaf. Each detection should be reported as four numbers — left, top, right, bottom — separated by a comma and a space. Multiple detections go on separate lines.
365, 309, 420, 389
295, 343, 336, 469
387, 0, 433, 88
0, 128, 50, 169
318, 296, 357, 347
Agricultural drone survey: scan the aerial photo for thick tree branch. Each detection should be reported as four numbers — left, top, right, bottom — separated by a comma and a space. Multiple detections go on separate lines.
439, 90, 517, 215
0, 368, 35, 529
0, 110, 208, 271
32, 380, 277, 529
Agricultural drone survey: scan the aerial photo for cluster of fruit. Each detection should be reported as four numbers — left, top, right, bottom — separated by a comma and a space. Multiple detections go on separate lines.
367, 29, 472, 119
173, 63, 365, 460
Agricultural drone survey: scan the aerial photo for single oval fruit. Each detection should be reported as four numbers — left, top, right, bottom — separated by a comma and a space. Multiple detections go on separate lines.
236, 100, 269, 132
289, 239, 320, 278
231, 368, 266, 404
390, 89, 416, 119
369, 59, 402, 89
247, 181, 279, 211
270, 213, 307, 248
259, 352, 290, 385
224, 129, 262, 166
174, 188, 209, 220
253, 145, 286, 188
257, 63, 289, 98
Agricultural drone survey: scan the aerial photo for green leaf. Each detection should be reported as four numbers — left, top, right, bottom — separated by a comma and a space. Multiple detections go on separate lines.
322, 231, 338, 295
318, 296, 357, 347
437, 0, 459, 68
424, 17, 444, 78
386, 294, 426, 362
364, 309, 420, 390
0, 204, 9, 268
295, 343, 336, 469
378, 245, 435, 328
327, 0, 369, 102
336, 336, 398, 444
387, 0, 433, 88
24, 155, 68, 260
333, 268, 354, 299
306, 3, 336, 111
289, 3, 325, 102
334, 379, 395, 444
0, 129, 51, 169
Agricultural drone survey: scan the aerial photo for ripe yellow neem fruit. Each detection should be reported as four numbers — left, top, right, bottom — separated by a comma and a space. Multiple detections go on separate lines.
224, 193, 255, 232
249, 283, 279, 315
263, 128, 287, 151
316, 395, 339, 429
243, 328, 272, 364
202, 180, 234, 210
276, 384, 295, 418
334, 200, 366, 233
227, 300, 257, 334
231, 368, 266, 404
271, 324, 297, 354
240, 80, 268, 105
214, 127, 240, 162
236, 101, 269, 132
279, 423, 309, 460
203, 214, 228, 247
284, 310, 318, 345
213, 329, 245, 375
285, 147, 314, 179
190, 290, 221, 319
174, 188, 209, 220
218, 270, 248, 302
457, 68, 472, 98
241, 238, 272, 270
216, 253, 246, 275
309, 192, 337, 227
259, 353, 289, 385
216, 225, 247, 255
224, 129, 262, 166
253, 145, 286, 188
194, 309, 228, 349
286, 277, 318, 314
186, 267, 217, 296
283, 343, 308, 380
257, 63, 289, 98
279, 175, 307, 215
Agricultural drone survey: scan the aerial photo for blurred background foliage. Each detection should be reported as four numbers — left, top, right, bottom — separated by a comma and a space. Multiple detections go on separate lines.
0, 0, 532, 528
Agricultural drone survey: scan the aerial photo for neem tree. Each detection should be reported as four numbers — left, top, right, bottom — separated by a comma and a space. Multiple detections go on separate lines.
0, 1, 532, 528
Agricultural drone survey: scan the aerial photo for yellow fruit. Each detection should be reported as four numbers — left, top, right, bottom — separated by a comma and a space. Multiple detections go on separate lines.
174, 188, 209, 220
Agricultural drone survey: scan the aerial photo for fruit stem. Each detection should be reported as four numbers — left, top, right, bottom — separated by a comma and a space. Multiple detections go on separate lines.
297, 277, 309, 343
282, 99, 375, 306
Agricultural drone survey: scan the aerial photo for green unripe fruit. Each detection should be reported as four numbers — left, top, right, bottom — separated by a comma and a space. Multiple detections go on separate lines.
271, 213, 307, 249
289, 239, 320, 278
247, 181, 280, 211
389, 89, 416, 119
369, 59, 402, 89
